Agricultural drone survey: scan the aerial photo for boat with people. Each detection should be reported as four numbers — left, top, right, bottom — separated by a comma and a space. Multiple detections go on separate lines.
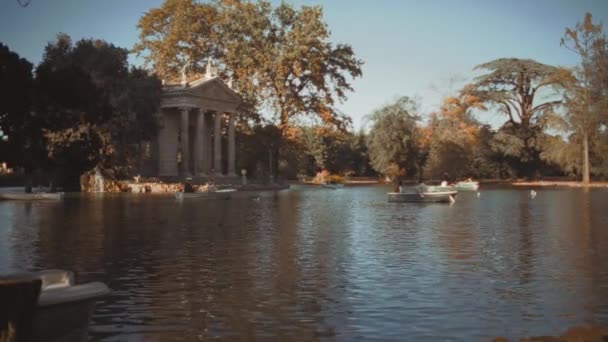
0, 192, 64, 200
388, 183, 457, 203
417, 179, 480, 192
455, 179, 480, 191
1, 269, 110, 341
419, 181, 457, 193
175, 188, 237, 200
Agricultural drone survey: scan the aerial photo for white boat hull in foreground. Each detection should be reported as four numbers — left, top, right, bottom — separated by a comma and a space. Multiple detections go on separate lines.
1, 269, 109, 341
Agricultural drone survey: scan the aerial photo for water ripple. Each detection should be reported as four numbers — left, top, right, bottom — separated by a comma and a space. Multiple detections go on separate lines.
1, 186, 607, 340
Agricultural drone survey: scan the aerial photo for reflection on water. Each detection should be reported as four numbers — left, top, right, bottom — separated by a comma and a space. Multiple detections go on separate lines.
1, 186, 608, 340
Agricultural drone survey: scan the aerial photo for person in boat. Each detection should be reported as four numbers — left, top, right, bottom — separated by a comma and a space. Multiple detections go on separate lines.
183, 178, 195, 193
442, 172, 452, 186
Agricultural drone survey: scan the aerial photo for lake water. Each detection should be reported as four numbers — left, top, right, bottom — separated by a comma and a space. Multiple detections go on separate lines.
1, 185, 608, 341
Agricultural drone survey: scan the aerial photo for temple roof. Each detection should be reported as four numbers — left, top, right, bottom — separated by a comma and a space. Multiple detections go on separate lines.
161, 76, 242, 112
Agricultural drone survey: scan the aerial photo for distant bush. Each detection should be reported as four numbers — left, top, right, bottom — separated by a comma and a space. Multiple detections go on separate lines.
312, 170, 345, 184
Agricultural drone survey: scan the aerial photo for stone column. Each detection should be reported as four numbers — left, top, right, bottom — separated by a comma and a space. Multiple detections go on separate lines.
228, 112, 236, 176
204, 115, 212, 174
194, 109, 206, 175
213, 111, 223, 175
180, 107, 190, 176
156, 111, 164, 175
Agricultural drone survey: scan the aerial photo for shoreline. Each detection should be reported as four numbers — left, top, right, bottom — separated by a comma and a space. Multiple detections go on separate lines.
122, 181, 290, 193
510, 180, 608, 188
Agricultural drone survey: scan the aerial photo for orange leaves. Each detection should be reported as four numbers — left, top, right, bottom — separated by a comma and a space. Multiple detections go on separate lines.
134, 0, 217, 80
443, 96, 459, 106
318, 106, 334, 125
386, 162, 405, 178
416, 125, 432, 149
282, 125, 302, 141
431, 91, 482, 148
439, 96, 464, 119
135, 0, 361, 134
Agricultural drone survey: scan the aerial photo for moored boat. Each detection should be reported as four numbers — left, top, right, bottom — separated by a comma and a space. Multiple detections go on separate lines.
416, 183, 456, 193
0, 192, 64, 200
175, 188, 237, 200
388, 189, 457, 203
424, 185, 457, 192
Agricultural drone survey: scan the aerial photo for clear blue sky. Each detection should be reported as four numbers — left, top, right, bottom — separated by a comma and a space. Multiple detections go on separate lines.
1, 0, 607, 130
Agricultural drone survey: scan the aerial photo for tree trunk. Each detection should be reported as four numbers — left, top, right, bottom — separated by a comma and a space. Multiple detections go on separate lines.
417, 161, 424, 183
272, 147, 279, 182
582, 132, 590, 186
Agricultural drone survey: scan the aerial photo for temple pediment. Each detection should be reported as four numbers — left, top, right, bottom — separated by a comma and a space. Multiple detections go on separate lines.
187, 77, 241, 102
161, 76, 242, 111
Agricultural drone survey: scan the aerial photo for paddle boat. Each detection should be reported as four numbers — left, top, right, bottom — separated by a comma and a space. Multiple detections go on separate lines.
388, 191, 457, 203
424, 185, 457, 192
455, 179, 479, 191
388, 184, 457, 204
422, 181, 457, 193
175, 188, 237, 200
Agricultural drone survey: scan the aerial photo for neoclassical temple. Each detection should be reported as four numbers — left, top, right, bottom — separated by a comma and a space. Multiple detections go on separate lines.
147, 67, 243, 179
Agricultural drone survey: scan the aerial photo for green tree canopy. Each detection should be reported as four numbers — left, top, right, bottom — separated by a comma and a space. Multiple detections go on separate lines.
366, 97, 421, 180
473, 58, 569, 128
560, 12, 608, 184
0, 43, 37, 171
424, 89, 485, 180
297, 125, 372, 176
472, 58, 570, 178
36, 34, 162, 188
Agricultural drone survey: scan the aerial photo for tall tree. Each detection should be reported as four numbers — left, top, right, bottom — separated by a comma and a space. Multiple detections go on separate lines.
0, 43, 38, 172
561, 12, 608, 185
346, 129, 374, 177
133, 0, 217, 83
36, 34, 162, 189
300, 125, 329, 171
472, 58, 569, 177
135, 0, 363, 175
220, 1, 362, 131
425, 88, 485, 179
366, 97, 421, 180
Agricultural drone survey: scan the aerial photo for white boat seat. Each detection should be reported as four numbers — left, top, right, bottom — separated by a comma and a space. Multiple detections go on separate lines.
34, 269, 74, 290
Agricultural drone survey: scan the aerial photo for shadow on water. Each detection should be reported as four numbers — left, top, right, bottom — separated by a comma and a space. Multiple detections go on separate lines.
1, 186, 608, 340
